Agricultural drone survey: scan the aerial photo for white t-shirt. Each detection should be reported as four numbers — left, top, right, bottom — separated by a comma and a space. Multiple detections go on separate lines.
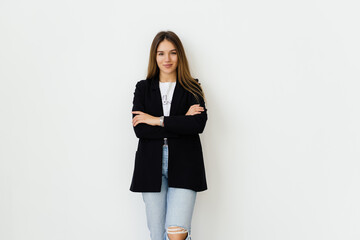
159, 81, 176, 117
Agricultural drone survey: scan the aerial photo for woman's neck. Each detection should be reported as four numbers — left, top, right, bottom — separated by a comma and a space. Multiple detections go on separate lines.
159, 72, 177, 82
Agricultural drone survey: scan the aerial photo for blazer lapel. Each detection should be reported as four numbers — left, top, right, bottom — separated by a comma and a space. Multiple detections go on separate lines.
169, 80, 182, 116
149, 75, 162, 116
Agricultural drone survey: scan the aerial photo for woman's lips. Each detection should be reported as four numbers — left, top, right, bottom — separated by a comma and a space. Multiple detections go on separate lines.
164, 64, 172, 68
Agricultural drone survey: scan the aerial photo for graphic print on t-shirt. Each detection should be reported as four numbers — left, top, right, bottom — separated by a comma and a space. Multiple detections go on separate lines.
162, 94, 171, 105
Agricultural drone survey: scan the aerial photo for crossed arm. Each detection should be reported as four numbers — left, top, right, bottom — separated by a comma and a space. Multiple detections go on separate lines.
131, 81, 207, 139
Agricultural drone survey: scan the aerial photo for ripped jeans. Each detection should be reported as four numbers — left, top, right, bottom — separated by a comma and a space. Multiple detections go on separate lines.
142, 144, 197, 240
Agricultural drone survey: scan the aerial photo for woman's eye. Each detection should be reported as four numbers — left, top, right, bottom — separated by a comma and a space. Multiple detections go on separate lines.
158, 52, 176, 56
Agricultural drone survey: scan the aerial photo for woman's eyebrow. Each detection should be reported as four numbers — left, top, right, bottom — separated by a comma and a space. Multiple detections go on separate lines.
157, 49, 177, 52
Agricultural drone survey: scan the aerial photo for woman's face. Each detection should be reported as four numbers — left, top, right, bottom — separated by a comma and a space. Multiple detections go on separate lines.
156, 39, 178, 75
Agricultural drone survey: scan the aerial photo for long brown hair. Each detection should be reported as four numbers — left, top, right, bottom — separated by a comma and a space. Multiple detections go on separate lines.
146, 31, 206, 104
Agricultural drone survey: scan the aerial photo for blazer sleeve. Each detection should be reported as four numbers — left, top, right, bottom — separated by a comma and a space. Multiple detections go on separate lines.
163, 80, 208, 135
132, 80, 180, 139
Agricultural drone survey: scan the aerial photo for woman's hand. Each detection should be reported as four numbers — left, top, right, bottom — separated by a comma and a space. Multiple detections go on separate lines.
132, 111, 160, 127
186, 104, 204, 116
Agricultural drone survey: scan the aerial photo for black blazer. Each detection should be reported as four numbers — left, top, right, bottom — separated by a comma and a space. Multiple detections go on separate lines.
130, 75, 208, 192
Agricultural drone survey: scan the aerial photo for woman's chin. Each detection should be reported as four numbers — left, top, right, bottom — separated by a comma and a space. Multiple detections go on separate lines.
161, 69, 176, 74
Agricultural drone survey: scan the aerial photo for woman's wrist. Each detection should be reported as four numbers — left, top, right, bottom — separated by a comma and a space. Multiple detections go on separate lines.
159, 116, 164, 127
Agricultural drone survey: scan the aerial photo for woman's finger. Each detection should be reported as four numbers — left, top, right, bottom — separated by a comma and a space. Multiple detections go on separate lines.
133, 115, 142, 126
132, 111, 143, 115
133, 118, 142, 126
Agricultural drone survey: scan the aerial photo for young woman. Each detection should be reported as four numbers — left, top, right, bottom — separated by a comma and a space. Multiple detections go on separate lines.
130, 30, 208, 240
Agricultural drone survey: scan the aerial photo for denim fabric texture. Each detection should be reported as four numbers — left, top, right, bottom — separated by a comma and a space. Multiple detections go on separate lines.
142, 144, 197, 240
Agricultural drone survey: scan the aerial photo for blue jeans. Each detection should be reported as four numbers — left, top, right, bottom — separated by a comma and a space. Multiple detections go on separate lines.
142, 144, 197, 240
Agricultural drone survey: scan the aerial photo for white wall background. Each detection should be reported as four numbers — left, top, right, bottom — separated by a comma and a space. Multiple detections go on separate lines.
1, 0, 359, 239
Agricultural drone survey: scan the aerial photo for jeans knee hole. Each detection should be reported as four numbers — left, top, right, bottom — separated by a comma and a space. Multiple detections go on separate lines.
167, 226, 188, 234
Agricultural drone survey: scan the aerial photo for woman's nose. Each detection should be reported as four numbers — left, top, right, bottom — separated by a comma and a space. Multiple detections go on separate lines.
165, 54, 170, 61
